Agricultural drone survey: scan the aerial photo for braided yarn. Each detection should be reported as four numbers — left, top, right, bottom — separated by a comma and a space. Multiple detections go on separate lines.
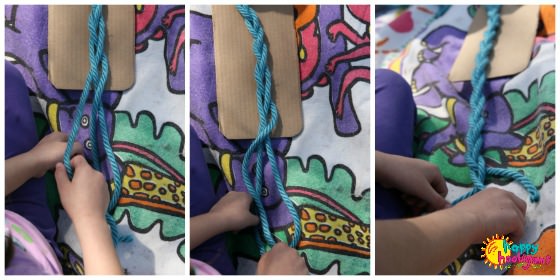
63, 5, 131, 245
453, 5, 539, 205
236, 5, 302, 255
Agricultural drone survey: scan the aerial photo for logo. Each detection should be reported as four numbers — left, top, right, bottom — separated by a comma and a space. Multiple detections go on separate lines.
481, 234, 512, 269
481, 234, 552, 270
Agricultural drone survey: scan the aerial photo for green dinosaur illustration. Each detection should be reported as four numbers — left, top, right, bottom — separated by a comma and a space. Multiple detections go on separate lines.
283, 155, 370, 275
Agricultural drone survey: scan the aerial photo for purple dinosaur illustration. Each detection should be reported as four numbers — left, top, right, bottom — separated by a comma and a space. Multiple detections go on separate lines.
190, 10, 294, 227
6, 5, 185, 169
412, 25, 522, 164
53, 99, 117, 173
5, 5, 121, 171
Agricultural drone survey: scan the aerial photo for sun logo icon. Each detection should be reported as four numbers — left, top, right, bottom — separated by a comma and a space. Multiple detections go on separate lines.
481, 234, 513, 270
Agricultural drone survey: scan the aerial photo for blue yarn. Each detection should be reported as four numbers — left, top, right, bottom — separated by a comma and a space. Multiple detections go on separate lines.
452, 5, 539, 205
63, 5, 131, 245
236, 5, 301, 255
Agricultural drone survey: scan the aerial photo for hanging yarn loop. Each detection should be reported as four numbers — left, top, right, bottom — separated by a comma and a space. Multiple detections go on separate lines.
236, 4, 302, 255
453, 5, 539, 205
62, 5, 131, 245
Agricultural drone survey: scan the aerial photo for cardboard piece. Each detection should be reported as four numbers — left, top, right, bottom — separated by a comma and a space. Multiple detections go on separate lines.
449, 5, 539, 82
48, 5, 135, 90
212, 5, 303, 139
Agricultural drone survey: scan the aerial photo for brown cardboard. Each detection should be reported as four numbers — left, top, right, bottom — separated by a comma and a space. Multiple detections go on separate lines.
212, 5, 303, 139
449, 5, 539, 82
48, 5, 135, 90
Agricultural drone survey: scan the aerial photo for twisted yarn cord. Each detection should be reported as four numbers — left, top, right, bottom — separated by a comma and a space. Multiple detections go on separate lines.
452, 5, 539, 205
236, 5, 302, 255
63, 5, 131, 245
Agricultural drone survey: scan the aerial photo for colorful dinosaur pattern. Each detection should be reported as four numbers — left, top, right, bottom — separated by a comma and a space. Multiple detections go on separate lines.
190, 5, 370, 275
376, 5, 555, 275
5, 5, 185, 274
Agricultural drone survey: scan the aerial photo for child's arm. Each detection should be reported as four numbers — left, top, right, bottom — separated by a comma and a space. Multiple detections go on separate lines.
5, 151, 40, 195
54, 155, 122, 275
376, 151, 450, 212
190, 191, 259, 250
376, 188, 526, 274
6, 132, 82, 195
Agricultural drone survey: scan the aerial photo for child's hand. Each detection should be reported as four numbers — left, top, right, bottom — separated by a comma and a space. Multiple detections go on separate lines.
209, 191, 259, 232
376, 151, 449, 213
54, 155, 109, 225
452, 188, 526, 243
30, 132, 82, 178
256, 243, 308, 275
55, 155, 123, 275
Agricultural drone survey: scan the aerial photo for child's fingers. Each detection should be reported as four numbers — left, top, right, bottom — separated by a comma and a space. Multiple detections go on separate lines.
401, 194, 421, 207
402, 194, 433, 214
414, 200, 427, 209
272, 242, 290, 251
54, 162, 70, 187
249, 213, 260, 226
239, 191, 254, 204
429, 171, 448, 197
510, 196, 527, 231
51, 131, 69, 141
507, 190, 527, 215
508, 211, 525, 242
70, 155, 87, 169
421, 185, 449, 211
70, 142, 83, 156
404, 182, 447, 211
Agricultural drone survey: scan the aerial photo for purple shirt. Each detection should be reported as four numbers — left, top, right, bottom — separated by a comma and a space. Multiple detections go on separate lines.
5, 210, 62, 275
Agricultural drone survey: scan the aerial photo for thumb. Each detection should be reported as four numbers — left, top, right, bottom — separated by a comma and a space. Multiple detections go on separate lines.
70, 155, 90, 174
54, 162, 70, 187
53, 131, 69, 141
70, 142, 83, 157
249, 213, 260, 226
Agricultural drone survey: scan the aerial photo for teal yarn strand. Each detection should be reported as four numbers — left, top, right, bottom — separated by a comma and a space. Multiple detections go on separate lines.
63, 6, 103, 175
88, 5, 107, 172
62, 5, 131, 245
88, 8, 130, 243
452, 5, 539, 205
487, 167, 539, 201
236, 5, 302, 255
459, 5, 501, 202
